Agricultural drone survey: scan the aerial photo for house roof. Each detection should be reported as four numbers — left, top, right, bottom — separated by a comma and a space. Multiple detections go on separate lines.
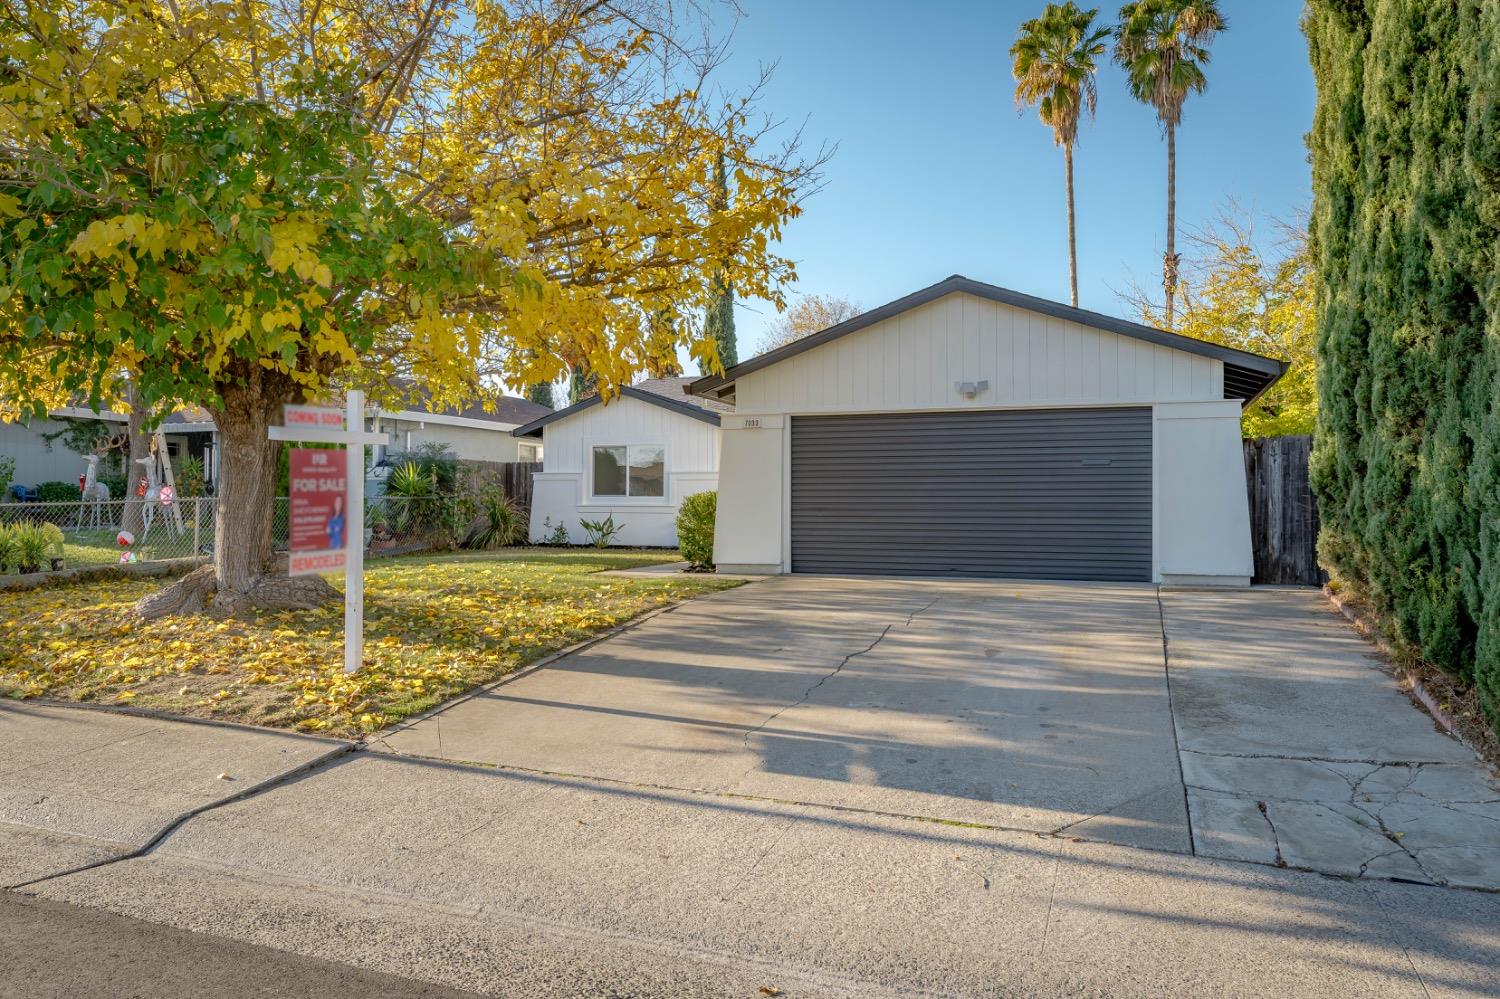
687, 274, 1289, 407
510, 376, 723, 438
379, 382, 552, 427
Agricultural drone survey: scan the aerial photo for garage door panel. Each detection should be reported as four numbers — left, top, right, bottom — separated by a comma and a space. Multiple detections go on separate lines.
790, 408, 1152, 581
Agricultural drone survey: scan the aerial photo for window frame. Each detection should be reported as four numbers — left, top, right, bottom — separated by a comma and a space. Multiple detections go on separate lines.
588, 442, 668, 502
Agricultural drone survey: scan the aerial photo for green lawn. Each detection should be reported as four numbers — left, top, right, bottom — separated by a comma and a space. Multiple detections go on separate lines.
0, 548, 738, 735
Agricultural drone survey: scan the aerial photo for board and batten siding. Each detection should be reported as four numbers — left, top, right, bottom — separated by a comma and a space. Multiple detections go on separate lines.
733, 293, 1223, 415
528, 393, 720, 547
538, 394, 718, 474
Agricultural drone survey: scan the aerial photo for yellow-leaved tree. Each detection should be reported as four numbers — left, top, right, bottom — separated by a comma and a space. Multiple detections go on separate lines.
0, 0, 823, 615
1123, 206, 1316, 437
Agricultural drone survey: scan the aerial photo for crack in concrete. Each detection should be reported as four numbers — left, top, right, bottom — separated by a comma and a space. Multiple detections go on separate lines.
717, 811, 800, 904
737, 624, 894, 754
1347, 795, 1440, 885
1155, 588, 1196, 856
1255, 801, 1287, 867
735, 598, 937, 760
1036, 846, 1063, 962
1180, 748, 1456, 767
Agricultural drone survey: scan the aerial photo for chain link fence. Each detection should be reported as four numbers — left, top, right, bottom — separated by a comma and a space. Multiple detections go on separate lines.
0, 497, 215, 575
1, 494, 483, 578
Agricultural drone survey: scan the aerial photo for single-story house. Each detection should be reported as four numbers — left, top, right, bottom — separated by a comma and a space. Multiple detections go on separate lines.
371, 392, 550, 465
1, 392, 550, 498
0, 407, 217, 492
511, 377, 727, 546
688, 275, 1287, 586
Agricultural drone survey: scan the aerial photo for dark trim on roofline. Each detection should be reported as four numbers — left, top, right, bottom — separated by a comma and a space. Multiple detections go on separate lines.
510, 385, 722, 438
686, 275, 1288, 407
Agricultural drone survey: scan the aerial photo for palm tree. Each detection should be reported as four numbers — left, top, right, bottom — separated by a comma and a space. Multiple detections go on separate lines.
1115, 0, 1226, 330
1011, 3, 1111, 308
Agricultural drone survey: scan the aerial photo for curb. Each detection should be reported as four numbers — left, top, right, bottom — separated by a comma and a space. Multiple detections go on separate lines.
0, 556, 208, 592
5, 740, 357, 892
1323, 585, 1479, 756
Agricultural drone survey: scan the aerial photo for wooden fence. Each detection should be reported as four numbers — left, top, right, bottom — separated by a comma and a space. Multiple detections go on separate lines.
1243, 435, 1324, 585
463, 459, 541, 514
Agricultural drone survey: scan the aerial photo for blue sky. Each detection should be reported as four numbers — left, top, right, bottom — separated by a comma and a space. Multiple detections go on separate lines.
712, 0, 1315, 356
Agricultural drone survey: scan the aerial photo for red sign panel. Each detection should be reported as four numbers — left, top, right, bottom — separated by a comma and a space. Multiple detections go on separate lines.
283, 405, 344, 430
288, 448, 349, 576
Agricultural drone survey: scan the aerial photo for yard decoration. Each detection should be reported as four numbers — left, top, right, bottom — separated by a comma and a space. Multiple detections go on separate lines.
0, 0, 822, 620
75, 453, 113, 530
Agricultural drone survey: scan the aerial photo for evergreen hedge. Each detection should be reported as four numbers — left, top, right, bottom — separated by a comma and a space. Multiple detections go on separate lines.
1305, 0, 1500, 733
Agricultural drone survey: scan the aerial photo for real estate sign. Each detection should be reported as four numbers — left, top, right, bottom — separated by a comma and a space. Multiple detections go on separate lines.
288, 448, 349, 576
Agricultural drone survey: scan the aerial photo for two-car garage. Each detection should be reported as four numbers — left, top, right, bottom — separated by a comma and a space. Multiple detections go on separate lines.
788, 407, 1153, 581
694, 276, 1286, 585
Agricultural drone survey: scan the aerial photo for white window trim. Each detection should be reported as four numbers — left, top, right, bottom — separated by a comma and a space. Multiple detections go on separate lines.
588, 442, 669, 502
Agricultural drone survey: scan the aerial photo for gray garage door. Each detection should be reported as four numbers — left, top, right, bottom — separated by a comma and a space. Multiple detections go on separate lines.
790, 407, 1152, 581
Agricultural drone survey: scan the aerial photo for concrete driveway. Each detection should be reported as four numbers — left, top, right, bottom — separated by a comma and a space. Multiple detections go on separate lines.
383, 578, 1191, 851
381, 575, 1500, 888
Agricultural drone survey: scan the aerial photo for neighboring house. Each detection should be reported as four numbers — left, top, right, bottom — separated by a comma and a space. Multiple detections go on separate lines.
371, 393, 550, 465
512, 377, 726, 546
690, 274, 1287, 586
0, 408, 217, 492
0, 392, 551, 496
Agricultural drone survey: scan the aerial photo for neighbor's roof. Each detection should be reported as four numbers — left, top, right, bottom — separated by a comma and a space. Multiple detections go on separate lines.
687, 275, 1289, 407
379, 382, 552, 426
511, 376, 722, 438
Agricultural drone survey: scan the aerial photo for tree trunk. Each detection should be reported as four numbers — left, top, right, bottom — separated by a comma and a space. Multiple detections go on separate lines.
135, 369, 338, 619
1164, 123, 1178, 331
1065, 143, 1078, 309
120, 383, 149, 538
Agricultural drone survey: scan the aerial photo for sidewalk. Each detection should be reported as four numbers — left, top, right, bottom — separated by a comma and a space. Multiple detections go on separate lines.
1, 701, 349, 888
7, 737, 1498, 998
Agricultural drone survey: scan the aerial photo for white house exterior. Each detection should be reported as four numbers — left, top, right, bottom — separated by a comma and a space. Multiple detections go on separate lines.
688, 275, 1287, 586
513, 378, 724, 547
1, 408, 217, 493
371, 395, 549, 465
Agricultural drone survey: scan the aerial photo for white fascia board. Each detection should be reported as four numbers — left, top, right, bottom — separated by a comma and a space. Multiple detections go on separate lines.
376, 409, 520, 433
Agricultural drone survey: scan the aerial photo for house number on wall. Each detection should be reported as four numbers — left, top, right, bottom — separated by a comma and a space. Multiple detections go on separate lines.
742, 418, 762, 429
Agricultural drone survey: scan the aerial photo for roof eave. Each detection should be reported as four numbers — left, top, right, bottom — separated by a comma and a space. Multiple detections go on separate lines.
510, 385, 720, 438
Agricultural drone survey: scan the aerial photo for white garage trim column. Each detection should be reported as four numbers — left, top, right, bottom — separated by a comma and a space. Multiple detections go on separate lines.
713, 414, 786, 574
1152, 400, 1254, 586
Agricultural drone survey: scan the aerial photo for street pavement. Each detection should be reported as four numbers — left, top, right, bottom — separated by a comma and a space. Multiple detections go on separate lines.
3, 577, 1499, 997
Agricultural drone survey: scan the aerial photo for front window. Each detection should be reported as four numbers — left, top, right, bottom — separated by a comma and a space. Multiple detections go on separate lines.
592, 445, 665, 498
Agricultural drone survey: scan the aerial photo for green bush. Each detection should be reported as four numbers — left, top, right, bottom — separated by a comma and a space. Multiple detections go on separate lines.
174, 454, 206, 496
1306, 0, 1500, 734
98, 473, 127, 499
0, 525, 17, 573
0, 455, 13, 499
36, 480, 80, 502
676, 491, 716, 569
11, 523, 51, 570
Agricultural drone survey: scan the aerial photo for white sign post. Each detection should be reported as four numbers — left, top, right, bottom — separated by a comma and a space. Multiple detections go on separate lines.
269, 391, 387, 674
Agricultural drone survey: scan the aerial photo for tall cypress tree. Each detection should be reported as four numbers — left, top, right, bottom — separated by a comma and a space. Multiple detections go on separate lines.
699, 151, 737, 374
1305, 0, 1500, 734
525, 381, 554, 409
568, 364, 597, 405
